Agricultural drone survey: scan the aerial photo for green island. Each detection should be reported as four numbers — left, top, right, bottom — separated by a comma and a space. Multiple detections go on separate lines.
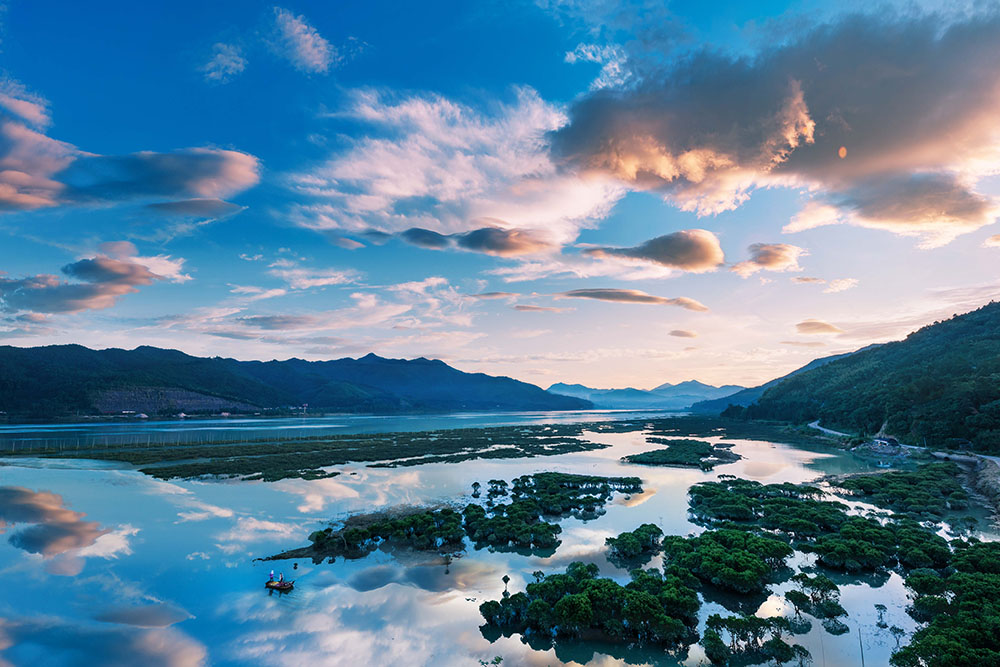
478, 561, 701, 648
604, 523, 664, 565
831, 462, 969, 518
687, 473, 954, 571
622, 438, 741, 470
268, 472, 643, 561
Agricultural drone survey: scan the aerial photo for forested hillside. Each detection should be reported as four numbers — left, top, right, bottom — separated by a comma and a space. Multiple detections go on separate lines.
689, 352, 854, 413
0, 345, 590, 417
731, 303, 1000, 451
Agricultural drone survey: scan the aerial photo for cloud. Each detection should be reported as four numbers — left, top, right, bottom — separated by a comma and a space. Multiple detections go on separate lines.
780, 340, 827, 347
272, 7, 335, 73
288, 87, 624, 254
400, 227, 450, 249
795, 318, 843, 334
513, 304, 568, 312
983, 234, 1000, 248
145, 198, 244, 219
555, 288, 708, 310
267, 264, 358, 289
669, 329, 697, 337
469, 291, 518, 300
0, 486, 84, 528
453, 226, 553, 256
0, 486, 110, 557
60, 148, 259, 203
731, 243, 806, 278
583, 228, 723, 271
784, 201, 841, 233
790, 275, 858, 293
0, 617, 206, 667
0, 77, 50, 127
0, 245, 185, 315
215, 516, 298, 554
228, 285, 287, 302
237, 314, 319, 330
548, 13, 1000, 245
823, 278, 858, 293
398, 225, 554, 256
790, 173, 1000, 248
0, 77, 259, 215
201, 42, 246, 83
94, 604, 193, 628
565, 43, 629, 89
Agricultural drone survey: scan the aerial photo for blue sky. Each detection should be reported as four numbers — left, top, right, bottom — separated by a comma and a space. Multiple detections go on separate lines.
1, 0, 999, 388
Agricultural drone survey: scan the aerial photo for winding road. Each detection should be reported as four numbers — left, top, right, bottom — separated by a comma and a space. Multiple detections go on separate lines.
807, 420, 1000, 467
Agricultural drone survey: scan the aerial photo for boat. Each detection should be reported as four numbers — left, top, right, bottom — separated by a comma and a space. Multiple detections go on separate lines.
265, 580, 294, 591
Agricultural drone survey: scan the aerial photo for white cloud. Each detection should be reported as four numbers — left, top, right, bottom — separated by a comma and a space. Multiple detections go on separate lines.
267, 264, 358, 290
731, 243, 806, 278
202, 43, 246, 83
289, 87, 624, 251
823, 278, 859, 293
273, 7, 335, 73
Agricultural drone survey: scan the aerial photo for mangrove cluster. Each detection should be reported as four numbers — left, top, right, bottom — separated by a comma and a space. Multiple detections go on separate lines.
276, 472, 644, 560
479, 561, 700, 648
622, 438, 741, 470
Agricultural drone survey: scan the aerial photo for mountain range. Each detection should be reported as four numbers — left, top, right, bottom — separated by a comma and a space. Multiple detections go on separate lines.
547, 380, 745, 410
0, 345, 590, 417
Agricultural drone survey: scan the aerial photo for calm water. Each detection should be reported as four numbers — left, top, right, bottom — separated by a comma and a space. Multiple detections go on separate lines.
0, 409, 677, 452
0, 416, 984, 666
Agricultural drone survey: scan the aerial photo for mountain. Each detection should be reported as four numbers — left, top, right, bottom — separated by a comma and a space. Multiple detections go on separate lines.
688, 352, 854, 414
0, 345, 591, 417
547, 380, 747, 410
652, 379, 746, 400
729, 302, 1000, 451
545, 383, 595, 401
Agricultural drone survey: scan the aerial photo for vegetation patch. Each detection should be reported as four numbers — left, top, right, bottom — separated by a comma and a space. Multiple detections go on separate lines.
892, 540, 1000, 666
478, 561, 700, 648
605, 523, 663, 566
270, 472, 643, 561
622, 438, 740, 470
36, 423, 608, 481
701, 614, 811, 665
831, 462, 969, 518
660, 529, 794, 594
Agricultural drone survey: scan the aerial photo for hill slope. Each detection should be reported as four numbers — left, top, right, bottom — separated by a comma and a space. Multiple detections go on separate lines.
688, 352, 854, 414
0, 345, 591, 417
732, 302, 1000, 451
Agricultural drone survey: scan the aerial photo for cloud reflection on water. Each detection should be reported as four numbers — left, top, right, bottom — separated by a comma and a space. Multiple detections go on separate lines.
0, 616, 206, 667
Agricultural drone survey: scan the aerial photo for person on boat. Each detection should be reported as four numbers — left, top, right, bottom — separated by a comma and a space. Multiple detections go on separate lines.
269, 570, 274, 582
279, 573, 284, 583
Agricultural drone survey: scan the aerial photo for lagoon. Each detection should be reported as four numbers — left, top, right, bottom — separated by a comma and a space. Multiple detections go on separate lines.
0, 414, 990, 666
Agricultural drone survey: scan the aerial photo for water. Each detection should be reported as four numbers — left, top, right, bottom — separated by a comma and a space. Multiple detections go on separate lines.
0, 409, 675, 452
0, 416, 986, 666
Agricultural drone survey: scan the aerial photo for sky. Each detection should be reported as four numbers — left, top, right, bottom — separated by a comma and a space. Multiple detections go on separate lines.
1, 0, 1000, 390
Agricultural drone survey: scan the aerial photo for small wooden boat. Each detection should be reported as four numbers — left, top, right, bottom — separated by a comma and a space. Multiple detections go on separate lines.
265, 580, 294, 591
